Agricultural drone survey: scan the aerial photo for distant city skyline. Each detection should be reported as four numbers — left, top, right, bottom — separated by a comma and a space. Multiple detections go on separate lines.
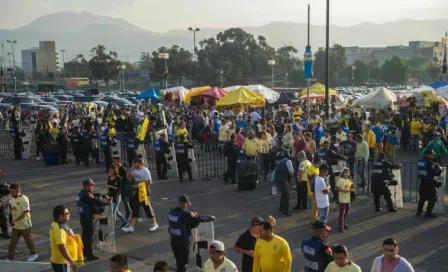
1, 0, 447, 32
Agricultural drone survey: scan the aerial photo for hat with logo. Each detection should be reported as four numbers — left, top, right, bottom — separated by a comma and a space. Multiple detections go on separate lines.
312, 220, 331, 231
82, 179, 96, 187
209, 240, 225, 252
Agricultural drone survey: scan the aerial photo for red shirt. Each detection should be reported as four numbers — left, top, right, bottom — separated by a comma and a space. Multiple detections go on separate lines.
294, 138, 306, 154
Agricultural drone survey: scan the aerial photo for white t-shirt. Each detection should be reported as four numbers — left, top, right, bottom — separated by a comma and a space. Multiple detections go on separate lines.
131, 167, 152, 184
314, 176, 329, 208
250, 111, 260, 122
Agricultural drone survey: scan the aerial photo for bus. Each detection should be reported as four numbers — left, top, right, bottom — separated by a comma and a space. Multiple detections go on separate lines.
65, 77, 89, 87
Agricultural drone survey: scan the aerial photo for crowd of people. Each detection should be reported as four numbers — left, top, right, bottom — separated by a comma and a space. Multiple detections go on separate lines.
1, 94, 446, 272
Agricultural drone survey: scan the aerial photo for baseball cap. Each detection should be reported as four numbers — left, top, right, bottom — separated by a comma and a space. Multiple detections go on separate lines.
296, 151, 306, 159
312, 220, 331, 231
82, 179, 96, 187
209, 240, 225, 252
178, 195, 192, 205
250, 217, 263, 226
434, 132, 442, 137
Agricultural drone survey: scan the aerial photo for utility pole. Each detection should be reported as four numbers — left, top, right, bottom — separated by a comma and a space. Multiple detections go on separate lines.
159, 52, 170, 90
7, 40, 17, 92
188, 27, 200, 87
443, 31, 447, 79
304, 4, 314, 116
324, 0, 330, 118
285, 72, 289, 88
60, 49, 66, 89
219, 69, 224, 87
268, 59, 276, 88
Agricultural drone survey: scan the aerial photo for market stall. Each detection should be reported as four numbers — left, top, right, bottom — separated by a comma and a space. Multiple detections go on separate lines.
273, 92, 293, 105
351, 87, 397, 110
159, 86, 189, 102
299, 82, 337, 96
190, 87, 228, 107
136, 88, 160, 100
183, 86, 212, 103
215, 87, 265, 107
245, 85, 280, 104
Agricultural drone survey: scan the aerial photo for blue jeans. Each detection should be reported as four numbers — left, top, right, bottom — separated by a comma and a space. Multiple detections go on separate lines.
318, 206, 329, 223
357, 160, 366, 185
113, 197, 127, 225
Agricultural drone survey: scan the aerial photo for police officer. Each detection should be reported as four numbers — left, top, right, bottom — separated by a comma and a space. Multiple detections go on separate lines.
126, 134, 138, 167
100, 128, 113, 173
301, 220, 334, 272
154, 133, 171, 180
175, 135, 194, 182
168, 195, 215, 272
70, 126, 83, 165
316, 141, 347, 202
371, 152, 400, 212
76, 179, 110, 260
272, 153, 295, 216
56, 126, 69, 164
11, 123, 26, 160
223, 133, 239, 184
417, 149, 443, 218
82, 125, 99, 168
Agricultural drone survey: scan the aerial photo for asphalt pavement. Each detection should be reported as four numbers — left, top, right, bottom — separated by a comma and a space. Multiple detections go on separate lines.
0, 150, 447, 272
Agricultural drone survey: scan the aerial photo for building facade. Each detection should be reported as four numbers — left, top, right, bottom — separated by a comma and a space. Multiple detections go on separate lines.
21, 41, 59, 79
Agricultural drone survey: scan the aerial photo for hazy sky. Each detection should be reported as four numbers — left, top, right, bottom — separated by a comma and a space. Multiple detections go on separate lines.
1, 0, 447, 31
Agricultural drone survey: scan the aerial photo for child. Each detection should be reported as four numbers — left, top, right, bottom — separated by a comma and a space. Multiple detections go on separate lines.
336, 167, 355, 233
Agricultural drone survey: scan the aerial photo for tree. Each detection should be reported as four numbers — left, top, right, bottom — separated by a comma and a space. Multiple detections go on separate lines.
353, 60, 370, 85
139, 52, 154, 73
381, 56, 409, 84
312, 44, 347, 85
408, 55, 431, 82
88, 45, 122, 89
64, 54, 90, 78
368, 59, 381, 80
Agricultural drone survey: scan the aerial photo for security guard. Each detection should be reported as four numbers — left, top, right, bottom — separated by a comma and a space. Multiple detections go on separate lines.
11, 123, 26, 160
76, 179, 110, 261
126, 134, 138, 167
100, 128, 113, 173
168, 195, 215, 272
316, 141, 347, 201
417, 149, 442, 218
223, 133, 239, 184
175, 135, 194, 182
56, 126, 69, 164
301, 220, 333, 272
371, 152, 400, 212
272, 154, 295, 216
70, 126, 83, 165
82, 125, 100, 168
154, 133, 171, 180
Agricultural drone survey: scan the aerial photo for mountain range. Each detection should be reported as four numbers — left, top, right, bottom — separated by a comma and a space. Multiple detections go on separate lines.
1, 11, 447, 64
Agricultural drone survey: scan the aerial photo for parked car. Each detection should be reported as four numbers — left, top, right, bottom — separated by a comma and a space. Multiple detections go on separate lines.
2, 96, 42, 105
20, 103, 59, 119
42, 97, 60, 103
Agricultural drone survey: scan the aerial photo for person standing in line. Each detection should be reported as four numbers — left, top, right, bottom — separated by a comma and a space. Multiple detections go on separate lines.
223, 133, 239, 184
252, 221, 292, 272
370, 238, 414, 272
7, 182, 38, 262
203, 240, 238, 272
355, 134, 369, 187
307, 156, 321, 223
50, 205, 79, 272
294, 151, 311, 211
272, 153, 294, 216
122, 158, 159, 233
324, 245, 361, 272
335, 168, 354, 233
314, 164, 331, 225
233, 217, 263, 272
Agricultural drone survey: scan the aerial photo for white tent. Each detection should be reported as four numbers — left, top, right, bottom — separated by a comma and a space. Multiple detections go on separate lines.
437, 85, 448, 92
245, 85, 280, 104
408, 85, 435, 94
351, 87, 397, 109
223, 85, 242, 92
159, 86, 189, 101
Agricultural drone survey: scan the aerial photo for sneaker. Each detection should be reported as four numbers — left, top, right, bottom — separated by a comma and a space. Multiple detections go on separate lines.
122, 226, 134, 233
280, 212, 292, 217
343, 224, 350, 230
137, 218, 143, 223
339, 226, 344, 233
36, 157, 40, 161
26, 254, 38, 262
425, 213, 438, 218
120, 222, 129, 228
149, 223, 159, 231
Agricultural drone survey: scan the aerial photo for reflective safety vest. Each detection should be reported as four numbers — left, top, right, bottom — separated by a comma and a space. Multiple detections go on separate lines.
302, 238, 326, 272
76, 191, 92, 218
127, 139, 136, 150
167, 208, 190, 240
175, 142, 185, 154
417, 159, 430, 179
100, 134, 107, 146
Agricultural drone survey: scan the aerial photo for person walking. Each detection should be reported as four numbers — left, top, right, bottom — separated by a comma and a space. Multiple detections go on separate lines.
324, 245, 361, 272
106, 165, 129, 228
203, 240, 238, 272
335, 168, 354, 233
294, 151, 311, 211
7, 182, 38, 262
314, 164, 331, 224
272, 153, 294, 216
370, 238, 414, 272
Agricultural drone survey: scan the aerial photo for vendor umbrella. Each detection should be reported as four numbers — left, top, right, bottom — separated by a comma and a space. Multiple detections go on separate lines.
136, 88, 160, 100
192, 87, 228, 99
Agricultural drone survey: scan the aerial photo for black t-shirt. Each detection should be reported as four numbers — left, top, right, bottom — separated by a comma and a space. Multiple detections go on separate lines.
107, 176, 122, 202
234, 228, 258, 272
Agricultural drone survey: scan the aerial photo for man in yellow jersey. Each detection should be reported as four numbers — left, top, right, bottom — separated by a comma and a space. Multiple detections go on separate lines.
176, 121, 189, 142
204, 240, 238, 272
294, 151, 312, 211
242, 130, 260, 160
253, 221, 292, 272
307, 157, 322, 222
50, 205, 79, 272
7, 182, 38, 262
109, 254, 132, 272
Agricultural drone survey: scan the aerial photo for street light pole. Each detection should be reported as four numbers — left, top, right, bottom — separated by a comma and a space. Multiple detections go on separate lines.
7, 40, 17, 92
304, 4, 314, 117
324, 0, 330, 119
268, 60, 276, 88
188, 27, 200, 87
159, 52, 170, 90
285, 72, 289, 88
351, 65, 356, 86
60, 49, 66, 89
443, 31, 447, 79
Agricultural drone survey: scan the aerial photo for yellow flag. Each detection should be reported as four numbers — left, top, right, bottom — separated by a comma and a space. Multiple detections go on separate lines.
137, 117, 149, 141
138, 182, 149, 205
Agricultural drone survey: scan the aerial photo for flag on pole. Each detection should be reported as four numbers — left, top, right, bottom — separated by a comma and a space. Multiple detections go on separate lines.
137, 117, 149, 141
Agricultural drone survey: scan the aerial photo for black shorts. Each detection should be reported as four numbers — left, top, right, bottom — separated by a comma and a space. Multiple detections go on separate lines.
130, 195, 155, 219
